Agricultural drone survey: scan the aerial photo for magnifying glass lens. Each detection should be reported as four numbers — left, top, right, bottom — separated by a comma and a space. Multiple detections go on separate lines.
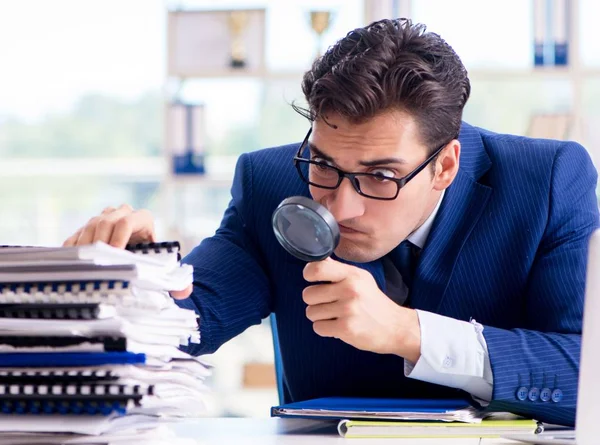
272, 196, 340, 262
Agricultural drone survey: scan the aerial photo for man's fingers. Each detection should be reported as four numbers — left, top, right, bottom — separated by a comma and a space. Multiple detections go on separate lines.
63, 204, 156, 248
62, 228, 83, 247
108, 209, 155, 248
126, 209, 156, 244
70, 206, 133, 246
75, 217, 100, 246
303, 257, 353, 283
107, 217, 135, 249
302, 282, 342, 306
312, 319, 339, 338
170, 284, 193, 300
101, 206, 117, 215
305, 300, 346, 322
92, 219, 115, 244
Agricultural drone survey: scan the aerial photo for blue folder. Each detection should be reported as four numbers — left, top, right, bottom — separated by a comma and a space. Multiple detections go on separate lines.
0, 352, 145, 367
271, 397, 477, 421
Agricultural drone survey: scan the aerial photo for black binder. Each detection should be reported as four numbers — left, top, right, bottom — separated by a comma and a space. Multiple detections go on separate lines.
0, 382, 153, 415
0, 303, 103, 319
0, 280, 133, 309
0, 367, 121, 384
125, 241, 181, 255
0, 336, 126, 352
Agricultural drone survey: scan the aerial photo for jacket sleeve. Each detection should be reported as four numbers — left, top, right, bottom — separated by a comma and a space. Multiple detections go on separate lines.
483, 142, 599, 426
175, 153, 273, 355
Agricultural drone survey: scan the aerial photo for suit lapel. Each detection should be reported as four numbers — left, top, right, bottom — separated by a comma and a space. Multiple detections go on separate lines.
405, 123, 493, 312
410, 170, 492, 312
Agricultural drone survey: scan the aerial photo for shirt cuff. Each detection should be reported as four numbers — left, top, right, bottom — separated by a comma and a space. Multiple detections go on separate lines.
404, 310, 493, 402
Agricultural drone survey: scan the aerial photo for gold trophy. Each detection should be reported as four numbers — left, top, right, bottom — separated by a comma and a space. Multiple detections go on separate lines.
309, 10, 331, 59
228, 10, 249, 68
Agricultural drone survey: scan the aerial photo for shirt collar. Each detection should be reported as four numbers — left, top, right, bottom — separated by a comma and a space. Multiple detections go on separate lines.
407, 190, 445, 249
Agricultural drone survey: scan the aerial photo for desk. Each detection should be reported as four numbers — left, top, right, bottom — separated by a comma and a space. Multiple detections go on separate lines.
171, 418, 525, 444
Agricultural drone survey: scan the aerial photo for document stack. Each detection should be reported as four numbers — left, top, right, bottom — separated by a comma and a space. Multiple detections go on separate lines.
0, 241, 207, 444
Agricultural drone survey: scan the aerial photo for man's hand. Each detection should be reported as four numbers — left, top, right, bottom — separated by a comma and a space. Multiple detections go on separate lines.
62, 204, 192, 300
303, 258, 421, 362
63, 204, 156, 249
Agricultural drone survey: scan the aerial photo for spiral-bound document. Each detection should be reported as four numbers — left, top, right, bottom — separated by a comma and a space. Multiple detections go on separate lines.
0, 280, 172, 311
0, 242, 192, 291
0, 316, 199, 349
0, 336, 126, 353
0, 363, 210, 390
0, 380, 152, 415
0, 303, 114, 320
0, 241, 181, 266
0, 352, 145, 368
0, 263, 192, 292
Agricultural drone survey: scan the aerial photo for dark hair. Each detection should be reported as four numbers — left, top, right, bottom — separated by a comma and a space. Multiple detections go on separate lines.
294, 18, 470, 154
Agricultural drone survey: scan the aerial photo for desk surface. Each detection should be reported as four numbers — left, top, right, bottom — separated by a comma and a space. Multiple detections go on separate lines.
171, 418, 526, 444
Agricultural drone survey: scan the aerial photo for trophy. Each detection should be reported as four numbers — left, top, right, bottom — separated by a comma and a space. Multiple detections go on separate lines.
309, 10, 332, 59
228, 10, 249, 68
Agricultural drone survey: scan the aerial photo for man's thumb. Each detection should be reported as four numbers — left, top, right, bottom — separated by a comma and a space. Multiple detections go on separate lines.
170, 284, 193, 300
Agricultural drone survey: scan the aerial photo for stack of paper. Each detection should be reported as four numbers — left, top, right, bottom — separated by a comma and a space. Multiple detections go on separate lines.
0, 241, 207, 444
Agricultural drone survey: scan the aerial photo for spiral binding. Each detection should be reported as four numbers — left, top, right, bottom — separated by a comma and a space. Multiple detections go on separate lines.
126, 241, 181, 261
0, 280, 164, 310
0, 303, 101, 320
0, 336, 126, 352
0, 383, 152, 397
0, 384, 154, 415
0, 398, 131, 415
125, 241, 180, 255
0, 383, 152, 415
0, 281, 130, 305
0, 280, 129, 293
0, 367, 121, 383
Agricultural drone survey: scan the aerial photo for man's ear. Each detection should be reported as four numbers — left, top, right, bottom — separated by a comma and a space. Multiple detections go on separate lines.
433, 141, 460, 191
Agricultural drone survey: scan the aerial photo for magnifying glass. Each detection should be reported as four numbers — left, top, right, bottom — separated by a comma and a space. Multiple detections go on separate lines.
272, 196, 340, 262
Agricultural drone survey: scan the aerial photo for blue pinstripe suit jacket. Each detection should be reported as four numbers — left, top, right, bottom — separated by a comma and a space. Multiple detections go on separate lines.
177, 122, 599, 426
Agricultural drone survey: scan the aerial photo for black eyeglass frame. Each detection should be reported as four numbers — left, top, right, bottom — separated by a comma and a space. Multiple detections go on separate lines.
293, 128, 450, 201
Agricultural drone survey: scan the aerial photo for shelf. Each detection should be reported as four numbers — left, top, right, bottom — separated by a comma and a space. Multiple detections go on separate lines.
0, 157, 238, 187
165, 174, 233, 187
169, 67, 600, 83
468, 67, 600, 81
170, 69, 305, 81
582, 68, 600, 78
0, 158, 166, 180
469, 67, 572, 81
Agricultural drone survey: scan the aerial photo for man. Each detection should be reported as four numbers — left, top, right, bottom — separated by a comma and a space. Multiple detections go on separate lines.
64, 19, 599, 426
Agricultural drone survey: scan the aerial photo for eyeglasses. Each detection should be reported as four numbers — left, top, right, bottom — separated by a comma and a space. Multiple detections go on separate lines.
293, 128, 448, 201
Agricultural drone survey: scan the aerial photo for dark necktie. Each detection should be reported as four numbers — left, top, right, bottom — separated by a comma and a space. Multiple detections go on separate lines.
389, 240, 420, 293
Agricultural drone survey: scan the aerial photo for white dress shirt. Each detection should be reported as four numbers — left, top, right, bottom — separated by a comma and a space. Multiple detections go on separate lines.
390, 190, 494, 402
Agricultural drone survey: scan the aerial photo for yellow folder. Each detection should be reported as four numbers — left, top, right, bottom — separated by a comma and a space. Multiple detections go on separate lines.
338, 418, 541, 439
